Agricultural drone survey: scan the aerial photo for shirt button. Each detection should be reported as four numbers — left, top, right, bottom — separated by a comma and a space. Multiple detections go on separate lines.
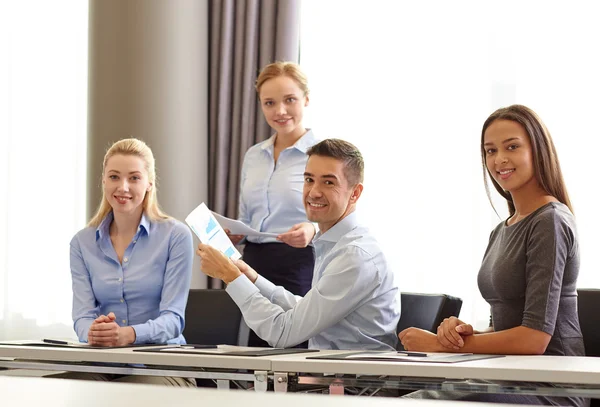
132, 240, 137, 244
118, 278, 122, 282
123, 257, 128, 262
122, 320, 127, 324
120, 298, 124, 303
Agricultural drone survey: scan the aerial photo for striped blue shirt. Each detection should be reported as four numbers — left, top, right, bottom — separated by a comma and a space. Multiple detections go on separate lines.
70, 212, 193, 344
239, 130, 319, 243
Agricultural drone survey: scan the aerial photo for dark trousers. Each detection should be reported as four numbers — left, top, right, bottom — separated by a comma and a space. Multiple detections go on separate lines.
242, 242, 314, 348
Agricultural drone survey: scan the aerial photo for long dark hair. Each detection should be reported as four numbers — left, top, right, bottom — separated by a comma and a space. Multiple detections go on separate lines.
481, 104, 572, 216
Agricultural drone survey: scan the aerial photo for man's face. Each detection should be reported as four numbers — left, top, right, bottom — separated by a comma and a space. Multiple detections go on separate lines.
303, 155, 362, 234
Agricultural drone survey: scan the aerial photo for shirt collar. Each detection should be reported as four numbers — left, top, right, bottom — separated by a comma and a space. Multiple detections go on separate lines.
314, 211, 359, 243
260, 129, 317, 154
139, 212, 151, 236
261, 134, 277, 151
95, 211, 151, 241
293, 129, 317, 153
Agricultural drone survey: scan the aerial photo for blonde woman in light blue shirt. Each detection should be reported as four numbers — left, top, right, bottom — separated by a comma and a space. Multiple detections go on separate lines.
66, 138, 195, 387
228, 62, 320, 346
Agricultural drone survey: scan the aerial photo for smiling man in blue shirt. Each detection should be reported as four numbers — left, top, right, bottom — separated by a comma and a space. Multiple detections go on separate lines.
197, 139, 400, 350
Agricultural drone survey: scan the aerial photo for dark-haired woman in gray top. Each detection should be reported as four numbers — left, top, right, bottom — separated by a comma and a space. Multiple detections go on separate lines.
399, 104, 587, 406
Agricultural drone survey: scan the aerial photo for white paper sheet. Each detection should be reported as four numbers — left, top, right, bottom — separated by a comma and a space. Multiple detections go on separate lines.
185, 203, 241, 260
211, 211, 278, 238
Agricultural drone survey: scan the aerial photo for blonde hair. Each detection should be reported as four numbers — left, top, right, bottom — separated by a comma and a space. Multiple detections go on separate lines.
88, 138, 170, 227
255, 61, 309, 96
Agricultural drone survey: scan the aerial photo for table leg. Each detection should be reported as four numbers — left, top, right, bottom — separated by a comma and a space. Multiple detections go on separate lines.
274, 372, 288, 393
254, 370, 268, 392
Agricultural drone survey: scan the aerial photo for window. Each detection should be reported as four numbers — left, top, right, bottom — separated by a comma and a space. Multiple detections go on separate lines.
0, 1, 88, 340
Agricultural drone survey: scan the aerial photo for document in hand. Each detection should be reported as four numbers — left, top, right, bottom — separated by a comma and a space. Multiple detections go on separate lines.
211, 212, 278, 238
185, 203, 242, 260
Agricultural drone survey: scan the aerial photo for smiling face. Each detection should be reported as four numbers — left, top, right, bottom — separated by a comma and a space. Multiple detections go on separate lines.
102, 154, 152, 218
303, 155, 363, 233
259, 75, 308, 139
483, 119, 539, 194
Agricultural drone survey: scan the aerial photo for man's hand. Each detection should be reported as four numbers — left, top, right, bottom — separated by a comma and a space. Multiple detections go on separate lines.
277, 222, 316, 248
196, 243, 243, 284
88, 312, 136, 347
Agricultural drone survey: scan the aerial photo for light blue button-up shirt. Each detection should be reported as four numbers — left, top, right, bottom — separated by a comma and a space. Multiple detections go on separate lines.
70, 212, 193, 344
239, 130, 319, 243
226, 212, 400, 350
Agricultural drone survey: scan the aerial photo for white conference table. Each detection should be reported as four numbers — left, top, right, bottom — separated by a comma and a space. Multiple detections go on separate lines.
0, 343, 273, 391
269, 350, 600, 397
0, 375, 536, 407
3, 344, 600, 398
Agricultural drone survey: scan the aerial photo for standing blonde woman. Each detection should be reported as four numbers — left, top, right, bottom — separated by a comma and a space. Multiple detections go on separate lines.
227, 62, 319, 347
68, 138, 194, 386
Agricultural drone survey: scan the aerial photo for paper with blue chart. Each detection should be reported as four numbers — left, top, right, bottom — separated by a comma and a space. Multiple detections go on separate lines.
185, 203, 241, 260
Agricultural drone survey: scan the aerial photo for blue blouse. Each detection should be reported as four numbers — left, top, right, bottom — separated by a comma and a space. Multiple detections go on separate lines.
70, 212, 193, 344
239, 130, 319, 243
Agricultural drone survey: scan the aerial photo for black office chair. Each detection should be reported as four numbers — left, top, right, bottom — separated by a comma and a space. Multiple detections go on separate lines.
396, 292, 463, 351
183, 289, 248, 346
577, 288, 600, 406
577, 289, 600, 357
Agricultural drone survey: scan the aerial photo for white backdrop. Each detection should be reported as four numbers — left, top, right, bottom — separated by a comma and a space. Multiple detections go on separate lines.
0, 1, 88, 340
300, 0, 600, 329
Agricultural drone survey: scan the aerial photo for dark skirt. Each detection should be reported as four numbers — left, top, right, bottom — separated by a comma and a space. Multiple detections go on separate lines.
242, 242, 315, 347
243, 242, 314, 296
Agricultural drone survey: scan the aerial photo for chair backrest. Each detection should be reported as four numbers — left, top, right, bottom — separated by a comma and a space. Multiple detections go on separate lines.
396, 292, 463, 350
577, 288, 600, 357
183, 289, 247, 346
577, 289, 600, 406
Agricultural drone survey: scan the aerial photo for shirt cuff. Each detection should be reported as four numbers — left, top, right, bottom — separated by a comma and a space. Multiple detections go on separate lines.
76, 319, 94, 343
131, 323, 150, 344
254, 275, 278, 299
226, 274, 260, 308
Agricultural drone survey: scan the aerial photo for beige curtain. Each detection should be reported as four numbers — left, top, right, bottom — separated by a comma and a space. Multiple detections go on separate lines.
207, 0, 301, 288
